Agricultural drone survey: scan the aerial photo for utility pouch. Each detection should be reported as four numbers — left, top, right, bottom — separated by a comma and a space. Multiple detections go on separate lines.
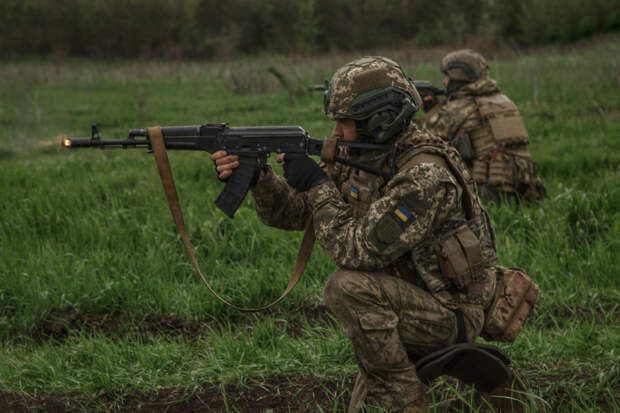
472, 159, 489, 184
438, 225, 485, 290
341, 173, 376, 218
450, 130, 475, 165
483, 266, 539, 342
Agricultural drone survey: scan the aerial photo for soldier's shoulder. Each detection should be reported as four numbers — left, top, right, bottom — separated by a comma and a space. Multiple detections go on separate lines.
397, 125, 445, 151
395, 131, 454, 177
424, 97, 476, 130
440, 96, 477, 114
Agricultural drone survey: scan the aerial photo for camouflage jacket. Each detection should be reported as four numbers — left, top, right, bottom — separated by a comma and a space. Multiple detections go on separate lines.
251, 123, 497, 309
423, 78, 545, 199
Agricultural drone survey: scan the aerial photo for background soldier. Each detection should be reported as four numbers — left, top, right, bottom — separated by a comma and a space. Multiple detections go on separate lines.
422, 49, 547, 204
212, 57, 515, 412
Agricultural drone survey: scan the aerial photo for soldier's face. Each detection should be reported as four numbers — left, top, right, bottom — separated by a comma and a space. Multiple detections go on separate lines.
442, 76, 450, 87
333, 118, 358, 142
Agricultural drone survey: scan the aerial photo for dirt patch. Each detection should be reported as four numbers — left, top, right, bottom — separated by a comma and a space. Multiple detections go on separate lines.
0, 374, 356, 413
31, 307, 206, 343
30, 301, 336, 344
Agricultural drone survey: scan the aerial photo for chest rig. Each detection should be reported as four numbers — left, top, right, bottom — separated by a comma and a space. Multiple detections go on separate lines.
394, 136, 497, 308
401, 137, 497, 308
328, 132, 498, 308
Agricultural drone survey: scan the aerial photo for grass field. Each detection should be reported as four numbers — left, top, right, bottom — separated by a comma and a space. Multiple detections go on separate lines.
0, 37, 619, 412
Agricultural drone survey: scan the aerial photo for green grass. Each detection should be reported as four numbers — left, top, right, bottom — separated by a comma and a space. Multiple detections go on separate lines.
1, 40, 619, 411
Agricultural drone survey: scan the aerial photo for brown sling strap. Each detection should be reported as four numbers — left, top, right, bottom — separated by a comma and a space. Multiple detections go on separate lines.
148, 126, 315, 312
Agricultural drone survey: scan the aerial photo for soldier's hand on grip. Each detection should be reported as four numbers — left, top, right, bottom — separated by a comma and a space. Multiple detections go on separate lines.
283, 154, 328, 192
210, 151, 262, 186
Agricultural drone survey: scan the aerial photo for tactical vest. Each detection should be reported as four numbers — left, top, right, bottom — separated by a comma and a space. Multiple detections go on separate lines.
459, 93, 542, 197
333, 132, 498, 309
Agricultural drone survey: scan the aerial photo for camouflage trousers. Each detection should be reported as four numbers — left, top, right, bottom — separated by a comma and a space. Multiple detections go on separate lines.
323, 269, 479, 413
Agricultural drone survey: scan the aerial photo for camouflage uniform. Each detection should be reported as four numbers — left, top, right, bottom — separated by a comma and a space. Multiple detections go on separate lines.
250, 57, 498, 412
251, 128, 497, 412
423, 49, 547, 204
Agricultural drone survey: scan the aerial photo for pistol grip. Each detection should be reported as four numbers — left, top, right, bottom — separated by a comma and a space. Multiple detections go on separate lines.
215, 156, 257, 218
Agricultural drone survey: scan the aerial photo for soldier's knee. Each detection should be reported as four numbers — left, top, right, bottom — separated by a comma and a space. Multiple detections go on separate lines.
323, 269, 387, 315
323, 269, 354, 310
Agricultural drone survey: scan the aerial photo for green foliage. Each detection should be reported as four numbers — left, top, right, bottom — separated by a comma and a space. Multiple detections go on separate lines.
1, 0, 619, 59
515, 0, 620, 44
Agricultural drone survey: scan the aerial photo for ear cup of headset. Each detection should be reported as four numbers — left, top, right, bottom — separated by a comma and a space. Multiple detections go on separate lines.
367, 111, 397, 143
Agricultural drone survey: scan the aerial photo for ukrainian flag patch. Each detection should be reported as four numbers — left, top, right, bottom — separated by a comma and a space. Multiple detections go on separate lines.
350, 186, 359, 199
394, 205, 411, 222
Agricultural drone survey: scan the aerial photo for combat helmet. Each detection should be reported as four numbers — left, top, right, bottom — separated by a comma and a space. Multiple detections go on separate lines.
440, 49, 489, 82
324, 56, 422, 143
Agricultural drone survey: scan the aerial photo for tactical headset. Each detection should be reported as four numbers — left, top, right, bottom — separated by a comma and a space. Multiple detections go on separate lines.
324, 86, 418, 143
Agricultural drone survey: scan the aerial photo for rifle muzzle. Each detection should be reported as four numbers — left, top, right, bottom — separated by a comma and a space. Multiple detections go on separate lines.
62, 137, 93, 147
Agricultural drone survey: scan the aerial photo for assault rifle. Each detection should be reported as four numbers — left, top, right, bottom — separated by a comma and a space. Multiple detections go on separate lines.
62, 123, 397, 218
308, 79, 445, 112
411, 80, 446, 112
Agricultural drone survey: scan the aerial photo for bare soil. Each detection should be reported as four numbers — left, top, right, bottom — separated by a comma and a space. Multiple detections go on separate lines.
31, 301, 337, 344
0, 374, 356, 412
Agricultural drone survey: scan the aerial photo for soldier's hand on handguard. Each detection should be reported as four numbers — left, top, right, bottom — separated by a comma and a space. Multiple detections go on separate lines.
282, 154, 328, 192
422, 95, 439, 112
210, 150, 264, 186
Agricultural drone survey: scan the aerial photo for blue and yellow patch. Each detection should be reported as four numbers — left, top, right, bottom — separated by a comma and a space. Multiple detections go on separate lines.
394, 205, 411, 222
350, 186, 359, 199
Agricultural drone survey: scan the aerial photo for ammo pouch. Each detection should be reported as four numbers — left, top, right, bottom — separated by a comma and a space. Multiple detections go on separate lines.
483, 266, 539, 342
438, 224, 485, 290
487, 151, 515, 188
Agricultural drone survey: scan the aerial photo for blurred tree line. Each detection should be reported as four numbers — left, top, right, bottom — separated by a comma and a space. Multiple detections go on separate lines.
2, 0, 619, 59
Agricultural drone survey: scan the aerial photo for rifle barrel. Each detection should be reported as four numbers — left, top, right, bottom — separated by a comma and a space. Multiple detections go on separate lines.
62, 137, 150, 148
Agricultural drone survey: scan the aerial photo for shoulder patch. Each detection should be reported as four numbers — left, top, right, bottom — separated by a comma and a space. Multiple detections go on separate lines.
369, 213, 404, 251
394, 205, 411, 222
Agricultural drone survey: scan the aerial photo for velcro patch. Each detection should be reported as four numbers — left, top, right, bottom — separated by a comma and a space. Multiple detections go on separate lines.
350, 185, 359, 199
394, 205, 411, 222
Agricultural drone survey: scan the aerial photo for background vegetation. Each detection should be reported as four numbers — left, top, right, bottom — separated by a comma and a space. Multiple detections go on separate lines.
1, 0, 620, 59
0, 31, 619, 412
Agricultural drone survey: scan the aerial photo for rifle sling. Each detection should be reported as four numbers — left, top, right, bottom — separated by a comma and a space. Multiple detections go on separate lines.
148, 126, 315, 312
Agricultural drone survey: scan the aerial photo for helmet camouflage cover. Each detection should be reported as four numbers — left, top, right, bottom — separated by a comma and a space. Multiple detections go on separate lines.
440, 49, 489, 82
325, 56, 422, 120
